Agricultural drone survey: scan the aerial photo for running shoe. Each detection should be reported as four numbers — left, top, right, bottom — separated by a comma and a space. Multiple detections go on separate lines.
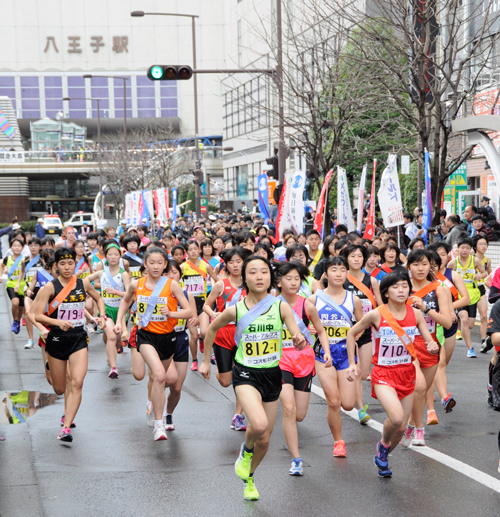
57, 427, 73, 442
108, 367, 119, 379
289, 458, 303, 476
24, 339, 35, 349
21, 317, 26, 326
467, 348, 477, 358
210, 354, 216, 365
10, 321, 17, 333
401, 424, 414, 448
235, 442, 253, 480
116, 343, 124, 354
412, 427, 426, 446
153, 424, 168, 441
488, 392, 494, 407
426, 409, 439, 425
86, 323, 96, 334
60, 415, 76, 428
333, 440, 347, 457
190, 360, 198, 372
441, 393, 456, 413
147, 406, 154, 428
231, 414, 247, 431
358, 404, 371, 425
456, 330, 462, 340
374, 440, 392, 478
481, 336, 493, 353
243, 477, 259, 500
199, 339, 205, 353
164, 414, 175, 431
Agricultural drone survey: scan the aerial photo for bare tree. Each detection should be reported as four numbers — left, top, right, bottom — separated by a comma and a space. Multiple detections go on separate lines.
321, 0, 500, 223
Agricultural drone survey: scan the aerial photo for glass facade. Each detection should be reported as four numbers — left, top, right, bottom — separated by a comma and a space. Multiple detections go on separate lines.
0, 74, 178, 120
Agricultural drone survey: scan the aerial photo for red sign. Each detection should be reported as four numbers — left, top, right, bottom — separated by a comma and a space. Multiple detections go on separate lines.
363, 160, 377, 240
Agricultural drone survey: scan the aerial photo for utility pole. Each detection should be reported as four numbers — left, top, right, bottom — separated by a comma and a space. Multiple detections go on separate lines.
276, 0, 286, 186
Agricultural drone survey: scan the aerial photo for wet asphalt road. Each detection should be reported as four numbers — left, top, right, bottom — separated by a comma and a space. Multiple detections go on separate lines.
1, 287, 500, 517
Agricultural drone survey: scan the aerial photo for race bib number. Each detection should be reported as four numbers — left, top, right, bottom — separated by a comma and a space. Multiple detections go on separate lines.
322, 320, 349, 346
58, 302, 85, 328
137, 295, 167, 322
415, 315, 435, 335
361, 298, 372, 316
184, 275, 204, 296
282, 324, 294, 349
175, 304, 186, 332
130, 267, 142, 279
242, 330, 280, 366
376, 327, 413, 366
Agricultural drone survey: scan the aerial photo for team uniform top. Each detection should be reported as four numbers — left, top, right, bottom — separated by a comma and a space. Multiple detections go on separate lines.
23, 256, 43, 293
203, 256, 220, 294
135, 276, 178, 334
372, 305, 417, 368
298, 276, 314, 298
75, 259, 91, 279
456, 255, 480, 305
214, 278, 247, 350
36, 269, 53, 288
174, 288, 190, 335
362, 266, 387, 283
3, 255, 25, 291
477, 256, 488, 288
234, 299, 283, 369
314, 290, 354, 361
124, 253, 143, 279
182, 260, 208, 300
343, 273, 374, 344
47, 277, 87, 336
100, 266, 125, 308
380, 263, 407, 275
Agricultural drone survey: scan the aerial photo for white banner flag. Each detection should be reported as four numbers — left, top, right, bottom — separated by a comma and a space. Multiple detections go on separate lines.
287, 169, 306, 234
130, 191, 141, 227
357, 164, 367, 234
337, 166, 355, 232
125, 193, 132, 226
377, 154, 404, 228
277, 173, 293, 239
154, 188, 168, 225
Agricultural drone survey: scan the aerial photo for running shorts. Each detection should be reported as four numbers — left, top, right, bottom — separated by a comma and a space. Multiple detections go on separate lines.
104, 305, 119, 324
194, 297, 204, 316
213, 342, 237, 374
26, 287, 40, 301
443, 320, 458, 339
232, 363, 282, 403
316, 344, 354, 371
6, 287, 24, 307
128, 325, 138, 349
461, 303, 477, 318
45, 332, 88, 361
174, 332, 189, 362
414, 338, 439, 368
136, 328, 176, 361
281, 369, 314, 393
371, 363, 416, 400
479, 285, 486, 297
279, 346, 315, 378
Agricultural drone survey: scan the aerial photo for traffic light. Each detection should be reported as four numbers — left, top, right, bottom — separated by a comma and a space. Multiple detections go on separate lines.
193, 169, 204, 186
266, 156, 279, 180
147, 65, 193, 81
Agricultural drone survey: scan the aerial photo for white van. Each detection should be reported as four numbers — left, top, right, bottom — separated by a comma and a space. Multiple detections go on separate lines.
64, 212, 95, 231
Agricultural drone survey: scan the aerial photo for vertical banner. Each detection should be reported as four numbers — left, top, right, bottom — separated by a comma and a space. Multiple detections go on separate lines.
377, 154, 404, 228
363, 160, 377, 240
165, 188, 170, 220
422, 150, 432, 236
287, 169, 306, 234
171, 188, 177, 230
357, 164, 367, 234
125, 193, 132, 226
276, 175, 292, 241
142, 190, 155, 225
337, 166, 355, 232
136, 191, 144, 225
314, 169, 333, 234
153, 189, 168, 225
153, 190, 162, 223
257, 173, 270, 223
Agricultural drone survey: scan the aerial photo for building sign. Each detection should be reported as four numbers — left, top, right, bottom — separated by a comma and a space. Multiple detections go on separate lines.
447, 163, 468, 213
0, 151, 24, 163
43, 35, 129, 54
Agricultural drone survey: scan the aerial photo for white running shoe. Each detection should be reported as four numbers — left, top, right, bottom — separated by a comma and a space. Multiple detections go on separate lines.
412, 428, 426, 446
147, 407, 154, 428
163, 414, 175, 431
153, 424, 167, 441
400, 425, 414, 448
24, 339, 35, 349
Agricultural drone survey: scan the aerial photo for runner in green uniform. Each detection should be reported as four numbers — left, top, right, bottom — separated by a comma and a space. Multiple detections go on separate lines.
201, 255, 306, 501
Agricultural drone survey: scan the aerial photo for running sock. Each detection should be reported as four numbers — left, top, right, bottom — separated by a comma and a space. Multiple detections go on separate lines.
249, 473, 254, 478
489, 362, 494, 391
380, 441, 391, 449
243, 444, 254, 454
154, 420, 163, 427
147, 400, 152, 408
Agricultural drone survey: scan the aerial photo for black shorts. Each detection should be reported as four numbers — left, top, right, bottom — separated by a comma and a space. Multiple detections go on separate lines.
281, 369, 314, 393
357, 334, 372, 348
461, 303, 477, 319
45, 332, 88, 361
479, 285, 486, 297
136, 328, 177, 361
444, 321, 459, 339
194, 297, 205, 316
174, 332, 189, 362
232, 363, 282, 403
487, 301, 500, 335
26, 287, 40, 301
214, 343, 236, 374
6, 287, 24, 307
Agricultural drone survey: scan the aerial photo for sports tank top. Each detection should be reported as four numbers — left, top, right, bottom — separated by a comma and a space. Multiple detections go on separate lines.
5, 255, 25, 290
182, 260, 208, 299
47, 277, 86, 335
314, 290, 354, 348
456, 255, 480, 304
100, 267, 125, 308
24, 256, 43, 290
282, 296, 309, 350
477, 256, 488, 286
411, 284, 438, 342
299, 276, 314, 298
344, 273, 373, 343
214, 278, 247, 350
372, 305, 417, 367
135, 276, 178, 334
234, 299, 283, 368
125, 253, 143, 279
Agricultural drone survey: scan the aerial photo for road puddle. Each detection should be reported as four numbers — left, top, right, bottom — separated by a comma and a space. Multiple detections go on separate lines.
1, 391, 57, 425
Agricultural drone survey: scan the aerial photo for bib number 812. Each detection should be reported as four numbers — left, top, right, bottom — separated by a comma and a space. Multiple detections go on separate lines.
244, 340, 278, 356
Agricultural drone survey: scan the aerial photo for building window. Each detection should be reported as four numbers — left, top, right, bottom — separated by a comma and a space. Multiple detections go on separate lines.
113, 77, 132, 119
67, 77, 86, 118
136, 76, 156, 118
238, 20, 243, 67
21, 76, 40, 119
45, 76, 63, 119
0, 77, 16, 109
236, 164, 248, 197
160, 83, 178, 118
90, 77, 109, 118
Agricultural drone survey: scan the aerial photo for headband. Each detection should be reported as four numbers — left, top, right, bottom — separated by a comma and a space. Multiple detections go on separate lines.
56, 253, 74, 263
105, 243, 121, 252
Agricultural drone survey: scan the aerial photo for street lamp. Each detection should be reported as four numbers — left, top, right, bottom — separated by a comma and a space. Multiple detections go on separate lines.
63, 96, 104, 217
131, 10, 202, 218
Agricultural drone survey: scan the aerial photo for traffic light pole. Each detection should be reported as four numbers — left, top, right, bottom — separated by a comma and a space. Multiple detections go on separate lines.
192, 16, 202, 220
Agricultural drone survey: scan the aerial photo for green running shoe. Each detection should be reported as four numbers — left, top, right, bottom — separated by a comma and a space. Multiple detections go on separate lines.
235, 442, 253, 480
244, 477, 259, 500
358, 404, 371, 425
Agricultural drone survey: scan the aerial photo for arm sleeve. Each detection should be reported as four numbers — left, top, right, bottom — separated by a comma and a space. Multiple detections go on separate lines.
489, 286, 500, 304
0, 227, 11, 238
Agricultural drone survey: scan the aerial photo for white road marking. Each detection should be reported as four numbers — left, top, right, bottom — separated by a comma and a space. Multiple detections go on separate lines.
310, 383, 500, 493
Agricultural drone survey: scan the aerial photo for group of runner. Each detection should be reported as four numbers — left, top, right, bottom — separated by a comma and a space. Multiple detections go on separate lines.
2, 220, 497, 500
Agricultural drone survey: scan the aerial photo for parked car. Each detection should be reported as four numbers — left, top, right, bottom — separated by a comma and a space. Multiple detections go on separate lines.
43, 215, 63, 235
63, 212, 95, 231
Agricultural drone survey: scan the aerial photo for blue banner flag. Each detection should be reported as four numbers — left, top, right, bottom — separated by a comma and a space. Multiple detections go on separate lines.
257, 174, 270, 224
171, 188, 177, 230
422, 150, 432, 243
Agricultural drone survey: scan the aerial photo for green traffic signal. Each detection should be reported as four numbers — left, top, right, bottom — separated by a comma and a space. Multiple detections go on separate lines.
150, 66, 164, 79
147, 65, 193, 81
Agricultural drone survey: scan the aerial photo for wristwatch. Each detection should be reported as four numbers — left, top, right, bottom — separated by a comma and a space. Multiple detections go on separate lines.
423, 306, 430, 315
